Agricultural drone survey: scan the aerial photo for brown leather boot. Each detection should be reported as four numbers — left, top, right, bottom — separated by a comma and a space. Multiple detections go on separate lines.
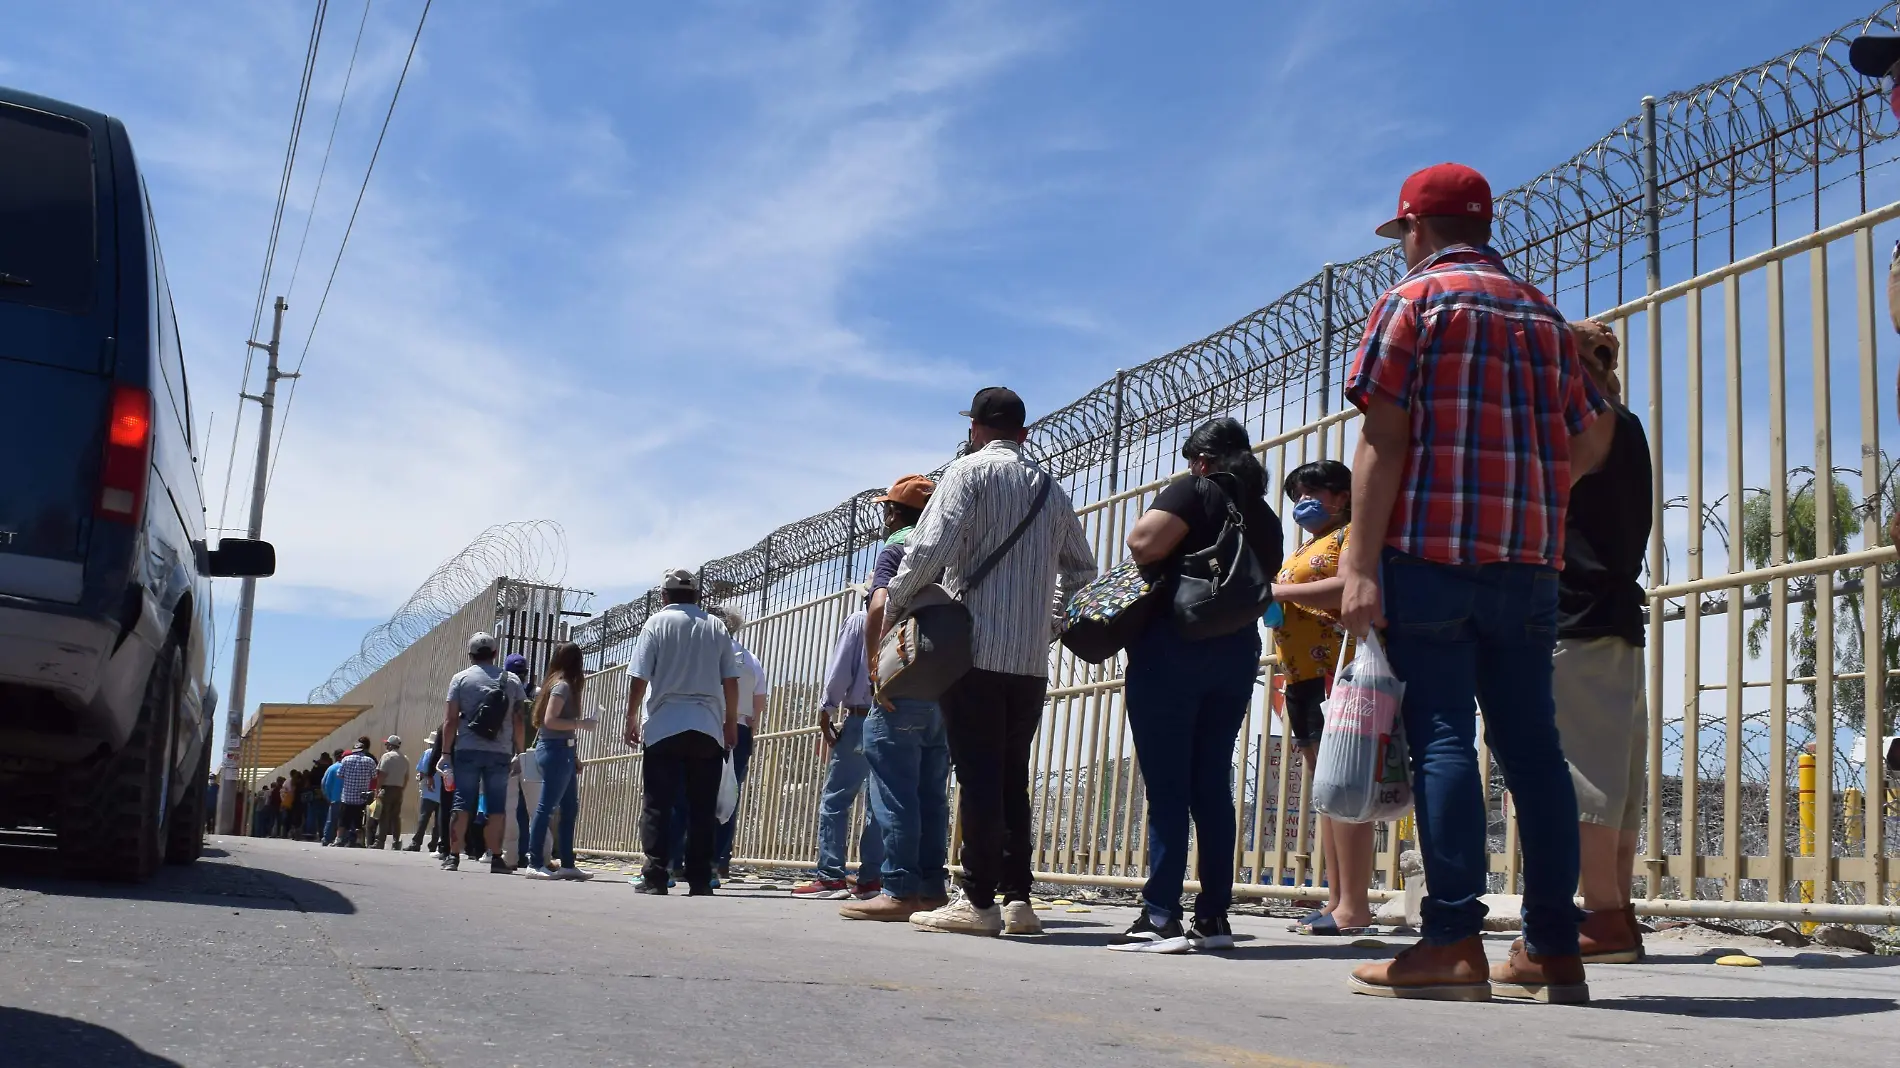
1349, 937, 1492, 1001
1490, 939, 1590, 1003
839, 894, 922, 922
1579, 906, 1642, 964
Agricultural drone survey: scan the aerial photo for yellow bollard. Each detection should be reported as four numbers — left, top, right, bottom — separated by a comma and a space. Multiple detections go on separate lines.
1845, 788, 1864, 854
1798, 750, 1816, 934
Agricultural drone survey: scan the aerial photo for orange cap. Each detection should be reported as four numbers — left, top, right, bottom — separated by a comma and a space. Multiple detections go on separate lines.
874, 475, 935, 510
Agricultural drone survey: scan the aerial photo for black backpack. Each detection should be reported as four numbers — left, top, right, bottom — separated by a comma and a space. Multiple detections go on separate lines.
461, 665, 513, 741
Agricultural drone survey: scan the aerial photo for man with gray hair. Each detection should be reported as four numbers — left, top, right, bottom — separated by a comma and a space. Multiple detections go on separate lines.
624, 569, 742, 895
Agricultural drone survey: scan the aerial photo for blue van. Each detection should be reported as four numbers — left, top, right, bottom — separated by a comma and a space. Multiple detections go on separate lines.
0, 87, 274, 879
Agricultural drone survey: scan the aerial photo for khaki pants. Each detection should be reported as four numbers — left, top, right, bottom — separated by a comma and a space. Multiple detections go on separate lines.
375, 786, 405, 845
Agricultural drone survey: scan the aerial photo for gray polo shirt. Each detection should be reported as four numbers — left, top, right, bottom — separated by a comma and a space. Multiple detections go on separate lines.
629, 604, 740, 748
446, 662, 526, 754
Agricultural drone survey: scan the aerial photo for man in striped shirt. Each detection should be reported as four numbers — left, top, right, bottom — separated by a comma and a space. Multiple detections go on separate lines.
886, 387, 1097, 937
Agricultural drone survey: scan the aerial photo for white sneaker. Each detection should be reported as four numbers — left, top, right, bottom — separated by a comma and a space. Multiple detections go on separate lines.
1002, 900, 1043, 935
553, 866, 593, 881
520, 866, 556, 880
910, 892, 1003, 936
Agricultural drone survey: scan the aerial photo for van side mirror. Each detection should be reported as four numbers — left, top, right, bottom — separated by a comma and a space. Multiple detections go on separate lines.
207, 538, 276, 578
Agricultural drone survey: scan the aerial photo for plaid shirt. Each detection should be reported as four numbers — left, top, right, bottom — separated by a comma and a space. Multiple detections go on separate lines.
337, 752, 377, 805
1345, 244, 1604, 568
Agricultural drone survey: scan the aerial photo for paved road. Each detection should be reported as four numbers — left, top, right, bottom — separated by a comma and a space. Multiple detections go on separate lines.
0, 836, 1894, 1067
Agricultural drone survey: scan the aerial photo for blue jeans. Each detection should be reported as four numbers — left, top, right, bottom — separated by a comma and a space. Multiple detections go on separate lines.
450, 750, 511, 816
1123, 616, 1258, 922
1380, 548, 1583, 955
864, 698, 951, 899
320, 800, 337, 844
816, 712, 884, 882
528, 735, 579, 869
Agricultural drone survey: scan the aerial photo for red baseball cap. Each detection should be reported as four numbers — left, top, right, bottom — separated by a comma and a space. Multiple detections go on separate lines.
1375, 163, 1494, 240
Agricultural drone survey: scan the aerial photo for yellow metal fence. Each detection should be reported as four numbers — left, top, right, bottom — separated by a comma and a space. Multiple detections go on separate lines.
573, 205, 1900, 926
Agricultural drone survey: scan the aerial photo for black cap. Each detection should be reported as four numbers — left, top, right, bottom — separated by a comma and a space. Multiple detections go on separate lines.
961, 386, 1026, 431
1850, 35, 1900, 77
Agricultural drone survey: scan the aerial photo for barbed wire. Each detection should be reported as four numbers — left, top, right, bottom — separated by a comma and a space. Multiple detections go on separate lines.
309, 520, 568, 701
578, 3, 1900, 658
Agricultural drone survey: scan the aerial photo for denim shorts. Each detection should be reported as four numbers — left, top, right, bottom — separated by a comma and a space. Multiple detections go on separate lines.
449, 749, 511, 815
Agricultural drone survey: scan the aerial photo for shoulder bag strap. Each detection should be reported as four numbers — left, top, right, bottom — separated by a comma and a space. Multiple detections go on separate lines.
962, 472, 1054, 595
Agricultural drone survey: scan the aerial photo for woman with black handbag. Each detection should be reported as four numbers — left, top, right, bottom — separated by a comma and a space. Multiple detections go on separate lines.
1113, 417, 1282, 953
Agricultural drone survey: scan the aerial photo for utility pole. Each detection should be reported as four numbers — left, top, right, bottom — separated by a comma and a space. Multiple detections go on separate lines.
215, 297, 294, 835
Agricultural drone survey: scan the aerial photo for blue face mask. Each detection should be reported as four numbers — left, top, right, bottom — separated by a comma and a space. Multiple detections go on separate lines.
1292, 498, 1332, 533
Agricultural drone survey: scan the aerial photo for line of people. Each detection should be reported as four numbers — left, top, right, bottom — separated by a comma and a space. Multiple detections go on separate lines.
755, 162, 1653, 1006
258, 162, 1653, 1010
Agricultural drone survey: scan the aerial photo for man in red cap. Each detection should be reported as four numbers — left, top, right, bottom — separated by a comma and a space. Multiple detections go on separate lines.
1339, 163, 1615, 1003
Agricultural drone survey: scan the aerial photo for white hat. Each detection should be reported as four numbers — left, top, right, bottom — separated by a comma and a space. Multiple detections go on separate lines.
385, 735, 402, 749
661, 568, 700, 592
468, 631, 498, 655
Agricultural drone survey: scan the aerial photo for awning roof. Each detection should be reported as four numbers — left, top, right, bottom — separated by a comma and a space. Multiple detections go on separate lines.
242, 703, 372, 771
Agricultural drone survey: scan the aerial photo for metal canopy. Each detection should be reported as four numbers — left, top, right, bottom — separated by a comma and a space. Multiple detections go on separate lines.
239, 703, 372, 773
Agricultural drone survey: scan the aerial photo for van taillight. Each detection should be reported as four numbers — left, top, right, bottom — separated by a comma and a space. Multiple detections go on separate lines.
97, 386, 152, 523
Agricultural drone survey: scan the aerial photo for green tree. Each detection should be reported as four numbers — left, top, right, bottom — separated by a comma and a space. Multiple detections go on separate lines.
1738, 464, 1900, 740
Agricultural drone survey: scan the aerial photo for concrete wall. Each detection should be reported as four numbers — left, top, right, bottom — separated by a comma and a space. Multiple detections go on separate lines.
267, 581, 505, 835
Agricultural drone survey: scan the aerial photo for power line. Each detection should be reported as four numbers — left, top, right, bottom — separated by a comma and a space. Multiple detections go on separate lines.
215, 0, 330, 543
286, 0, 375, 302
267, 0, 434, 495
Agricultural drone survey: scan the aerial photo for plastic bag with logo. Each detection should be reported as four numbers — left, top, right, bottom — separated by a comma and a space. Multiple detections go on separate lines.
1312, 629, 1412, 823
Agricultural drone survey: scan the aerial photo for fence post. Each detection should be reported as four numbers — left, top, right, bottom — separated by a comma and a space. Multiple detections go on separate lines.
759, 537, 773, 616
1642, 95, 1661, 292
1319, 263, 1335, 460
1109, 369, 1126, 494
1640, 93, 1668, 901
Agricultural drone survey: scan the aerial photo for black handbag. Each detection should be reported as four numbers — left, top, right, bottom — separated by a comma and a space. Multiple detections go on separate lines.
1059, 559, 1167, 664
1171, 473, 1275, 640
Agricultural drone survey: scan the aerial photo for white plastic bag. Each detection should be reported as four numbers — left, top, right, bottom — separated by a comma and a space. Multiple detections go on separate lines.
714, 756, 739, 824
1312, 630, 1413, 823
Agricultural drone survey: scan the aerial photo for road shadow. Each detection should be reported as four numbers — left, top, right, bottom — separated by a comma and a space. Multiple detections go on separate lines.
0, 846, 355, 915
0, 1006, 182, 1067
1585, 995, 1897, 1020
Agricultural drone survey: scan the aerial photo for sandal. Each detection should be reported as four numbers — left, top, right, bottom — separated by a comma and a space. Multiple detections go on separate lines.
1287, 909, 1328, 933
1299, 914, 1372, 937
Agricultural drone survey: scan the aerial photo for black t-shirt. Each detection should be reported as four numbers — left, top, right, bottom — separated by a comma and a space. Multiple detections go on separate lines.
1150, 473, 1283, 578
1559, 404, 1652, 644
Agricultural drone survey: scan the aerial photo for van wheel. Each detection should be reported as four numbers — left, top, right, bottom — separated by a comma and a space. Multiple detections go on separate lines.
59, 644, 178, 881
165, 737, 210, 865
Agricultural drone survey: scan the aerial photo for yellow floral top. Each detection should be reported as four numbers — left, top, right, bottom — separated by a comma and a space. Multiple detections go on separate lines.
1273, 523, 1352, 683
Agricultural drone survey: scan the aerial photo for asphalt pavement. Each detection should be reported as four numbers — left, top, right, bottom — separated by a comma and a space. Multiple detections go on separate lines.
0, 835, 1895, 1067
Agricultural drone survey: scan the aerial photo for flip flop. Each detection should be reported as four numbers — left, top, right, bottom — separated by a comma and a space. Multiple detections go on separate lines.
1299, 915, 1372, 937
1287, 909, 1328, 933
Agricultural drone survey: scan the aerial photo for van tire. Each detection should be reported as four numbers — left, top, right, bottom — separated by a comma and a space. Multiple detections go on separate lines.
59, 644, 178, 881
165, 737, 209, 865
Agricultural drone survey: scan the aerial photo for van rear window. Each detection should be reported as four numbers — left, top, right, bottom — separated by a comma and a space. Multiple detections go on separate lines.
0, 103, 96, 315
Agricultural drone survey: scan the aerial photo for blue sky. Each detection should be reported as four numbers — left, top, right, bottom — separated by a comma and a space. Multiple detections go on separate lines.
0, 0, 1883, 752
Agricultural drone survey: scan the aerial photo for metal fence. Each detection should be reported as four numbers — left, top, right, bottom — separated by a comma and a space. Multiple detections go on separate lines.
566, 8, 1900, 927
